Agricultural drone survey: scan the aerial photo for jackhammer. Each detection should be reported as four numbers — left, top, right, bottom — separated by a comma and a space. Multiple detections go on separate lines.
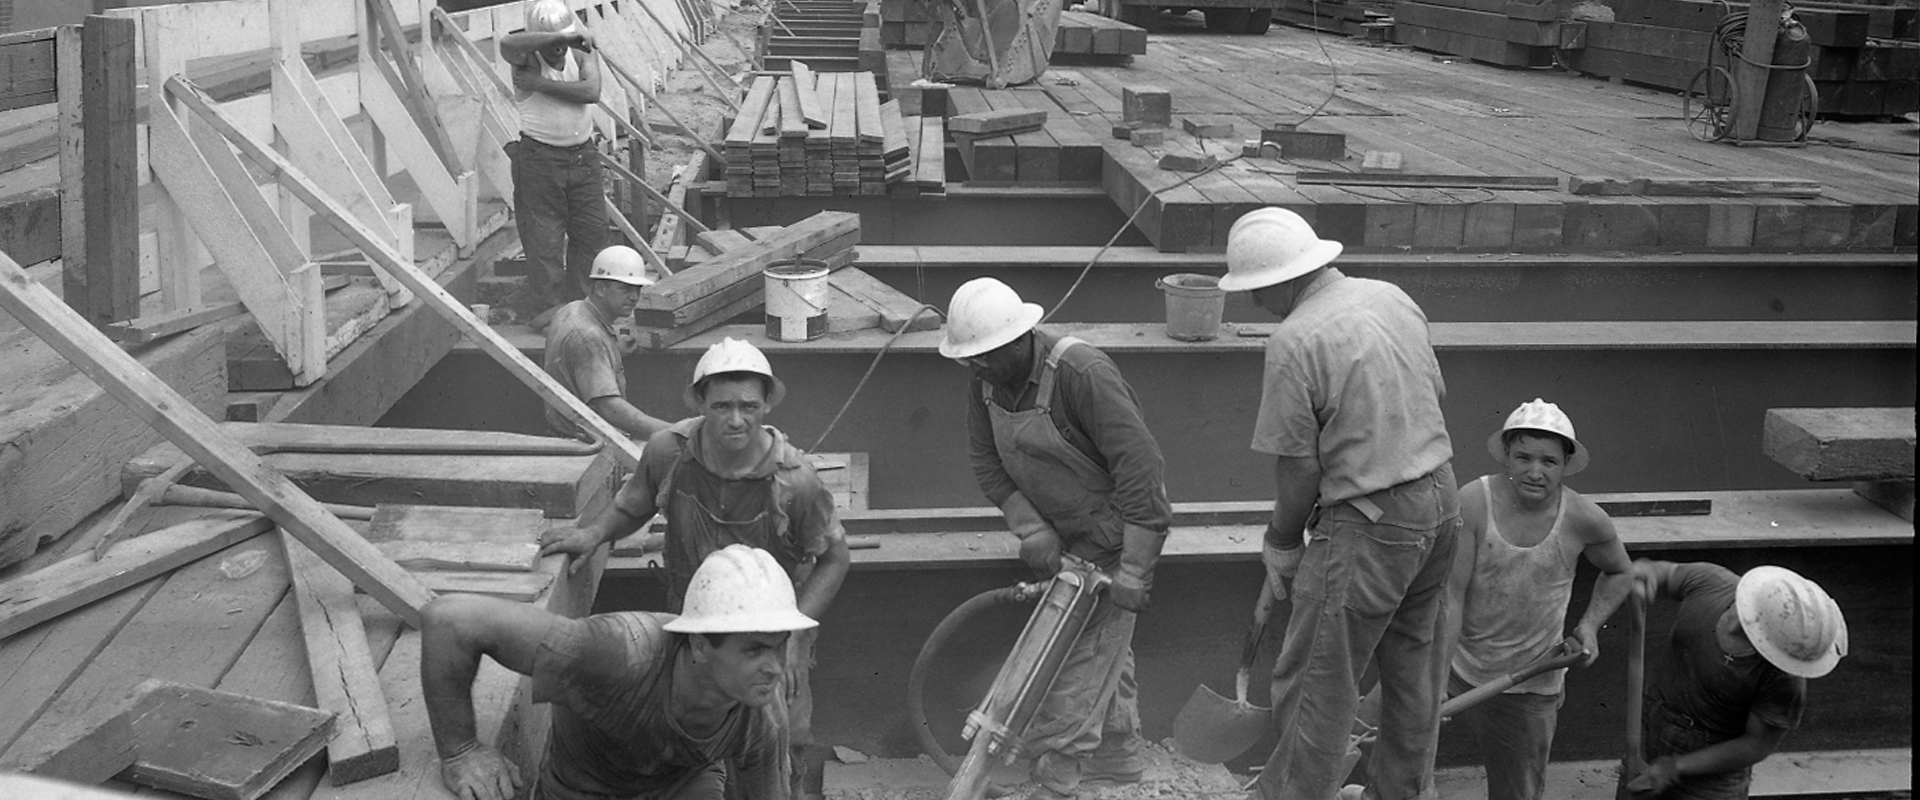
908, 556, 1113, 800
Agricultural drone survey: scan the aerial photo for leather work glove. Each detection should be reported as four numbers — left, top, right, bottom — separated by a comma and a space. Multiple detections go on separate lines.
1109, 522, 1167, 613
439, 742, 523, 800
1001, 492, 1063, 576
1262, 534, 1304, 603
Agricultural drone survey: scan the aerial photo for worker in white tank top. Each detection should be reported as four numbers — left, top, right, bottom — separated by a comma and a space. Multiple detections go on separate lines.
498, 0, 609, 321
1443, 399, 1635, 800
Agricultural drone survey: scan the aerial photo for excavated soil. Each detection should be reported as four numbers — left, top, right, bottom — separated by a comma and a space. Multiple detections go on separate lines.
825, 740, 1248, 800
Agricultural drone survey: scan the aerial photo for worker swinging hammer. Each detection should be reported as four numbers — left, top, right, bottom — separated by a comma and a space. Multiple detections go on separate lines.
941, 277, 1173, 799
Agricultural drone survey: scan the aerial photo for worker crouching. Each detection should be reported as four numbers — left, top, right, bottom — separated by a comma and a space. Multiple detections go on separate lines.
941, 277, 1173, 799
541, 246, 672, 441
422, 544, 813, 799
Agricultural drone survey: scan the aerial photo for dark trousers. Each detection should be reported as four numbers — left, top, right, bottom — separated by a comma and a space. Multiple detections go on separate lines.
511, 137, 607, 305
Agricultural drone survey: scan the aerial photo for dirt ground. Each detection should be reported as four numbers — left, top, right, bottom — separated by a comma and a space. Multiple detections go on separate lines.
633, 1, 763, 192
823, 739, 1249, 800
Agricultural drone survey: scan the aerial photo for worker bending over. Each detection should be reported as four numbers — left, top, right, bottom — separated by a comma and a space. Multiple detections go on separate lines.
1221, 208, 1459, 800
542, 245, 672, 441
1445, 399, 1633, 800
1610, 561, 1847, 799
540, 337, 850, 799
424, 544, 811, 800
941, 277, 1172, 800
500, 0, 606, 320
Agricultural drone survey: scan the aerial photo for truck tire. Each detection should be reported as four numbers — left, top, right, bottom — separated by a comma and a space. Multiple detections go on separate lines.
1246, 7, 1273, 33
1204, 7, 1250, 31
1119, 4, 1156, 28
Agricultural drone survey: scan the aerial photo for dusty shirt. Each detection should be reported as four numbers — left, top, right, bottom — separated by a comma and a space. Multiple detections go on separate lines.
1651, 563, 1807, 741
1454, 476, 1581, 695
515, 48, 594, 147
965, 328, 1173, 534
614, 418, 844, 604
532, 611, 787, 800
543, 299, 626, 439
1251, 268, 1453, 504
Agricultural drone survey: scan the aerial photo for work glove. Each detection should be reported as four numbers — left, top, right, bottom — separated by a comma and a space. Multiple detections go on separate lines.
1625, 755, 1680, 796
439, 742, 523, 800
1262, 534, 1303, 603
1108, 522, 1167, 613
1001, 492, 1062, 576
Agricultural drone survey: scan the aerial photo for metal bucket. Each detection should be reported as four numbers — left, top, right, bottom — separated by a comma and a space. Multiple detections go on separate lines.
1157, 273, 1225, 342
764, 260, 831, 342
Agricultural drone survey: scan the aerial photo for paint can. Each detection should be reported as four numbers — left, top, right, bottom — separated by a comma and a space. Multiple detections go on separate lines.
764, 260, 830, 342
1157, 273, 1225, 342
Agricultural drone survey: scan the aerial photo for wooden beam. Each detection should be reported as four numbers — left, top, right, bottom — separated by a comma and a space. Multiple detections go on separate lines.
285, 534, 400, 785
0, 512, 274, 641
1730, 0, 1785, 140
597, 150, 712, 235
122, 679, 335, 800
77, 16, 139, 327
0, 690, 138, 784
161, 483, 378, 521
0, 27, 58, 112
0, 253, 437, 626
1764, 407, 1916, 481
163, 76, 645, 471
364, 0, 463, 174
1295, 172, 1561, 190
55, 25, 87, 319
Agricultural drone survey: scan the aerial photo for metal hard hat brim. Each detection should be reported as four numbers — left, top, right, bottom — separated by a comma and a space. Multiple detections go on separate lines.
662, 607, 819, 634
937, 302, 1044, 359
1486, 428, 1590, 476
684, 374, 788, 412
592, 274, 653, 287
1217, 239, 1343, 293
1736, 566, 1846, 678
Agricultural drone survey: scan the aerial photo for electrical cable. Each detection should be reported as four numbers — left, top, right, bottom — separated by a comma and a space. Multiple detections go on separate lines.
809, 304, 945, 451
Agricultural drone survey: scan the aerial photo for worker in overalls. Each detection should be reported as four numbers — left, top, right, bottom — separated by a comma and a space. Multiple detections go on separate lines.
941, 277, 1172, 800
539, 338, 851, 799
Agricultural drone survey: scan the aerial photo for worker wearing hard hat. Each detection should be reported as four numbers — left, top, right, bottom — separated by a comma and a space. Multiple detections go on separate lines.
422, 544, 813, 800
500, 0, 605, 319
1602, 562, 1847, 798
1220, 207, 1458, 800
541, 246, 672, 441
539, 337, 850, 799
1443, 399, 1635, 800
941, 277, 1172, 799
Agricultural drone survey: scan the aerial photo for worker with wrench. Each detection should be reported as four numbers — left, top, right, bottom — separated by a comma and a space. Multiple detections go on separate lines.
942, 277, 1172, 800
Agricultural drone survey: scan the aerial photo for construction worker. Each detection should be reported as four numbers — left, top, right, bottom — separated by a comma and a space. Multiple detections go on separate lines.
940, 277, 1172, 799
1220, 207, 1458, 800
423, 544, 812, 800
1443, 398, 1634, 800
538, 337, 850, 799
1606, 561, 1847, 799
542, 245, 672, 441
500, 0, 607, 320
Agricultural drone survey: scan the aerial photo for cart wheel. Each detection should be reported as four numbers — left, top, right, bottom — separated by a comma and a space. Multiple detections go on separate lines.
1792, 73, 1820, 142
1683, 66, 1737, 142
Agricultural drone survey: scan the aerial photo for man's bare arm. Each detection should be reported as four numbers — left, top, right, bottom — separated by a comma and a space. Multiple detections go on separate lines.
797, 537, 851, 621
589, 395, 671, 440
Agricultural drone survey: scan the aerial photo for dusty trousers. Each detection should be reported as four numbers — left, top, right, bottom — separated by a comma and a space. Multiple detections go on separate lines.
1448, 672, 1563, 800
511, 137, 607, 305
1254, 465, 1460, 800
1022, 595, 1141, 794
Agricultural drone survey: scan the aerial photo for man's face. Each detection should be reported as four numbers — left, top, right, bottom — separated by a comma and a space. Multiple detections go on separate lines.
699, 376, 769, 453
959, 335, 1026, 386
1502, 433, 1569, 503
593, 280, 645, 319
696, 631, 790, 707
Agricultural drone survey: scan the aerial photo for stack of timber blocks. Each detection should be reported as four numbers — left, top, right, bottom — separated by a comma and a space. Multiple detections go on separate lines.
1054, 10, 1150, 57
723, 68, 912, 197
880, 0, 935, 47
631, 212, 863, 348
1562, 0, 1917, 117
1274, 0, 1394, 36
1390, 0, 1560, 67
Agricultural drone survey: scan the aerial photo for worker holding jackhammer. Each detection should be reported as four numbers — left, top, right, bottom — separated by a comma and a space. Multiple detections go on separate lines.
1603, 561, 1847, 799
423, 544, 810, 800
1441, 398, 1634, 800
542, 245, 673, 441
500, 0, 606, 324
941, 277, 1172, 800
540, 337, 851, 800
1219, 207, 1459, 800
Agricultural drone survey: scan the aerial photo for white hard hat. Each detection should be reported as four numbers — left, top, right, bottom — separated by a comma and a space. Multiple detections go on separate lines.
1218, 207, 1344, 292
589, 246, 652, 287
1736, 565, 1847, 678
1487, 398, 1590, 476
684, 337, 787, 410
664, 544, 819, 634
939, 277, 1043, 359
526, 0, 580, 36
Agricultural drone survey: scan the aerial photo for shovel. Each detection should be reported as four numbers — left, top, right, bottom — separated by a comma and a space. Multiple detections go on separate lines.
1172, 581, 1280, 763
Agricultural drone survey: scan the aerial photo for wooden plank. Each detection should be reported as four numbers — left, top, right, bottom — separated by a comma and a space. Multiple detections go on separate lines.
0, 254, 435, 626
0, 512, 273, 641
0, 690, 137, 784
1298, 171, 1561, 189
414, 571, 557, 601
948, 107, 1049, 135
829, 267, 940, 332
1764, 407, 1917, 482
636, 211, 863, 310
0, 27, 58, 112
285, 535, 399, 786
1569, 176, 1823, 198
854, 70, 886, 145
74, 17, 140, 328
792, 61, 828, 128
916, 115, 946, 190
775, 76, 807, 138
375, 540, 540, 573
104, 274, 352, 345
123, 679, 334, 800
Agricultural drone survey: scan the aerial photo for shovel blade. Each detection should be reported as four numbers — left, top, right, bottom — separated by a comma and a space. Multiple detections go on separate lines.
1171, 683, 1271, 764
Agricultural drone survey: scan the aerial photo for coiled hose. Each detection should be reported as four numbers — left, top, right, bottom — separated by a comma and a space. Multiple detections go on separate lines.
907, 582, 1044, 777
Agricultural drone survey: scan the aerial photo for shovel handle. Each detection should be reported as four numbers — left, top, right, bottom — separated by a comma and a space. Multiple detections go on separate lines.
1241, 581, 1279, 670
1441, 644, 1588, 717
1624, 589, 1648, 781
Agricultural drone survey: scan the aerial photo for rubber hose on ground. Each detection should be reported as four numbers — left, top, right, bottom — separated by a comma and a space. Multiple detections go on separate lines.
907, 583, 1038, 776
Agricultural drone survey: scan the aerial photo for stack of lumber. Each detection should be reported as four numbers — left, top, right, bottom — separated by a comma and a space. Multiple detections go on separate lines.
1054, 10, 1150, 57
1390, 0, 1559, 67
1274, 0, 1392, 37
658, 218, 942, 337
1564, 0, 1918, 117
760, 0, 886, 74
880, 0, 935, 47
942, 86, 1104, 185
723, 69, 910, 197
630, 211, 864, 348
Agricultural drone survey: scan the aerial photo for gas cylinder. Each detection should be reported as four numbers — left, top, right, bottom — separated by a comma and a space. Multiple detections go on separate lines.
1756, 17, 1812, 142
